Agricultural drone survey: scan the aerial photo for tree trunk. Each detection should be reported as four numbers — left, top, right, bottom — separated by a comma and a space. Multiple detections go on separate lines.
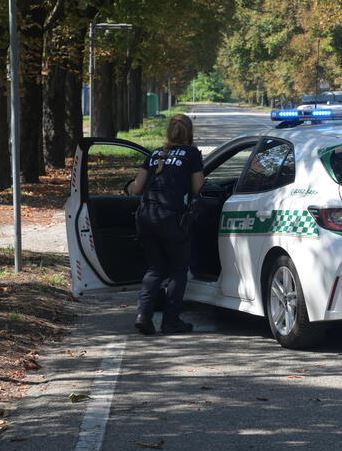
65, 69, 83, 157
115, 66, 130, 132
121, 74, 129, 132
93, 60, 115, 138
19, 3, 45, 183
0, 47, 10, 190
129, 66, 143, 129
160, 90, 168, 111
115, 78, 124, 132
65, 23, 87, 155
43, 61, 66, 168
111, 76, 118, 137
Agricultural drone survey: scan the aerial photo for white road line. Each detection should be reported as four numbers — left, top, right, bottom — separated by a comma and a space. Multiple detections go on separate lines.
75, 340, 126, 451
187, 112, 269, 117
198, 145, 216, 154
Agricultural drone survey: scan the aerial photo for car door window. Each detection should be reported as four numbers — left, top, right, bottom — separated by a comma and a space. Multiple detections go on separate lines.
87, 143, 146, 197
205, 148, 254, 187
190, 144, 255, 281
80, 141, 149, 284
236, 138, 295, 193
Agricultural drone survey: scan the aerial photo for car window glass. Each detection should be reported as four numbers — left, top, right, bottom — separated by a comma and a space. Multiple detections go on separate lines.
87, 144, 146, 197
205, 147, 254, 188
331, 150, 342, 184
236, 139, 295, 193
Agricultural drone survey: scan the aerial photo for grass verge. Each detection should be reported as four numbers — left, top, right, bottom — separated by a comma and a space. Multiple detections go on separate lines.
118, 104, 189, 150
83, 104, 189, 151
0, 248, 74, 417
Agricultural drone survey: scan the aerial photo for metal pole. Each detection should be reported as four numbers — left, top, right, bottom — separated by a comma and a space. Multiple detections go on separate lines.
192, 79, 195, 103
8, 0, 22, 272
89, 23, 94, 136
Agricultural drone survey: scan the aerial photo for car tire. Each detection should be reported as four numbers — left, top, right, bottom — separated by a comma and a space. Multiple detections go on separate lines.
266, 255, 318, 349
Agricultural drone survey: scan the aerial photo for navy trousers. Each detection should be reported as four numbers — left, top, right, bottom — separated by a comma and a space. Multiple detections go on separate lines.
136, 203, 190, 322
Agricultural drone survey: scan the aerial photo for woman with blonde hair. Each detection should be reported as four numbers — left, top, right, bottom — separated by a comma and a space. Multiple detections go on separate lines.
130, 114, 204, 335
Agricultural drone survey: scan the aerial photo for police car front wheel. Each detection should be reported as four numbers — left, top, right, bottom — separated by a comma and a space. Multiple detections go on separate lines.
266, 255, 316, 349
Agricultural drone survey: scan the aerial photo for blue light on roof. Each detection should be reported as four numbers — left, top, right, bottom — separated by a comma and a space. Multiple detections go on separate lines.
270, 108, 342, 123
311, 109, 332, 117
279, 110, 299, 118
271, 109, 299, 120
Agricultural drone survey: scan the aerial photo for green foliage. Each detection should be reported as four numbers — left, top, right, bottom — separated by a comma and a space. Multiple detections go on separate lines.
217, 0, 342, 106
180, 69, 231, 102
117, 105, 189, 150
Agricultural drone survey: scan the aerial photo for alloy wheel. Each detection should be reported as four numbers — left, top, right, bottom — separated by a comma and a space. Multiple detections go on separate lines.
270, 266, 298, 336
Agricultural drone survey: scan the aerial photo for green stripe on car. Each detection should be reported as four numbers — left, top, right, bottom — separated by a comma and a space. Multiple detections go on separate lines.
219, 210, 319, 237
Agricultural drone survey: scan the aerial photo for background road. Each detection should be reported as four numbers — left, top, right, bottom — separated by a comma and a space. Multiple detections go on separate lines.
191, 103, 272, 154
2, 105, 342, 451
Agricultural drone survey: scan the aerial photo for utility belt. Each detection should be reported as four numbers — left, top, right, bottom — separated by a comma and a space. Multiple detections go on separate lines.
138, 197, 201, 235
140, 198, 184, 214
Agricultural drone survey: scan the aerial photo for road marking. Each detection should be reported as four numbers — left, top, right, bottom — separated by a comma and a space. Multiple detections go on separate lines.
75, 340, 126, 451
190, 111, 269, 116
197, 145, 216, 154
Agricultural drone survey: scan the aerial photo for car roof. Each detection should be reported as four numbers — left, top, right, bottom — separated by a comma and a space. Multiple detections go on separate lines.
209, 122, 342, 165
249, 123, 342, 159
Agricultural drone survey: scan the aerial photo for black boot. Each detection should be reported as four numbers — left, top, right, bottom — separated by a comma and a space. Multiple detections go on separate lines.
135, 314, 156, 335
161, 316, 193, 334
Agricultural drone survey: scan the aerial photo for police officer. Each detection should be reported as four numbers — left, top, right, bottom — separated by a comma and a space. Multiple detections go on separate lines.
129, 114, 204, 335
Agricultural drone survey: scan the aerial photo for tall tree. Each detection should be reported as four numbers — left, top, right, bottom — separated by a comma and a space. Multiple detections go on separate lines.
17, 0, 65, 182
44, 1, 100, 163
218, 0, 342, 105
91, 0, 234, 135
18, 1, 45, 182
0, 3, 10, 190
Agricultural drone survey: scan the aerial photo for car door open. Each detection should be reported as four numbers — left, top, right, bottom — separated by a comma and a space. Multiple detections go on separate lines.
65, 138, 150, 297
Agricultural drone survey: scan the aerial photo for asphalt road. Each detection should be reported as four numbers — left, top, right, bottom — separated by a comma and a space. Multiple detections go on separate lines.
190, 103, 272, 154
2, 105, 342, 451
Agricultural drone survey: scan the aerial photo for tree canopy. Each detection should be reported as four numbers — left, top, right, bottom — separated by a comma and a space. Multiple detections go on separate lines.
1, 0, 342, 187
217, 0, 342, 106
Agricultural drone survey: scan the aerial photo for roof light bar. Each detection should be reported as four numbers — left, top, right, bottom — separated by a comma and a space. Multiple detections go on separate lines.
271, 108, 342, 122
311, 109, 332, 117
272, 110, 299, 119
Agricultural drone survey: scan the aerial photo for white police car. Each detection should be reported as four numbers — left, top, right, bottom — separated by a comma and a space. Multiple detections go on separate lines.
65, 109, 342, 349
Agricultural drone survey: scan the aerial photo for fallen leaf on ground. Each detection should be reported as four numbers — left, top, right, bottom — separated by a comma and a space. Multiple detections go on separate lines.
119, 304, 129, 308
66, 349, 86, 358
21, 357, 41, 370
67, 294, 79, 302
288, 375, 304, 380
0, 419, 9, 432
12, 370, 25, 379
135, 439, 164, 449
69, 393, 91, 403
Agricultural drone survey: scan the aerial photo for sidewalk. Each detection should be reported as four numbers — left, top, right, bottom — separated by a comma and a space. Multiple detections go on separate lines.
0, 211, 67, 254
